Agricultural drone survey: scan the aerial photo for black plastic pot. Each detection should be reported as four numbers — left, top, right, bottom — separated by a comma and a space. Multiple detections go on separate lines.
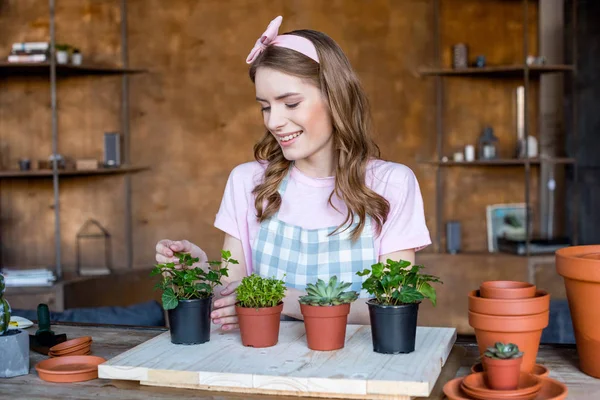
367, 299, 420, 354
167, 296, 213, 345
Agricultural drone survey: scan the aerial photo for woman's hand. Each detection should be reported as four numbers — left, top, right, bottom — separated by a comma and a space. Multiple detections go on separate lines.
155, 239, 208, 268
211, 280, 242, 331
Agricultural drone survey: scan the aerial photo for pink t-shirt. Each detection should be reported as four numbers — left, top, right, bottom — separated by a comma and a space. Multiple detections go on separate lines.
214, 159, 431, 275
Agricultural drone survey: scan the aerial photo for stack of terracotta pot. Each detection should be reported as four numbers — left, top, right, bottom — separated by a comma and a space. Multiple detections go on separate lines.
468, 280, 550, 373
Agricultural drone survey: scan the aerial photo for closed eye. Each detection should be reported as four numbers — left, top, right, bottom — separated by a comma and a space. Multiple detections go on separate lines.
286, 102, 300, 109
261, 106, 271, 112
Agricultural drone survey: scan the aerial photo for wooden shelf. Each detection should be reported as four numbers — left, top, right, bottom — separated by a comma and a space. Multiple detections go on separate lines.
418, 64, 574, 78
419, 157, 575, 166
0, 62, 147, 76
0, 165, 149, 179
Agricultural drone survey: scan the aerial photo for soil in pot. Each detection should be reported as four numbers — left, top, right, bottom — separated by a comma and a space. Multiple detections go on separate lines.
168, 297, 213, 345
483, 356, 523, 390
479, 281, 536, 299
468, 290, 550, 316
367, 300, 419, 354
300, 303, 350, 351
556, 245, 600, 378
468, 310, 548, 373
236, 302, 283, 348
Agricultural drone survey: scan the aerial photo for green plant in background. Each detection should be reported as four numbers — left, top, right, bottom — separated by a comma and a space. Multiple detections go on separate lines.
298, 276, 358, 306
0, 273, 11, 335
484, 342, 524, 360
151, 250, 237, 311
54, 43, 71, 52
356, 259, 442, 306
236, 274, 286, 308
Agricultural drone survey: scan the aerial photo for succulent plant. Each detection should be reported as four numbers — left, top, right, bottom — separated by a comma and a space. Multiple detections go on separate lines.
299, 276, 359, 306
0, 274, 11, 335
484, 342, 524, 360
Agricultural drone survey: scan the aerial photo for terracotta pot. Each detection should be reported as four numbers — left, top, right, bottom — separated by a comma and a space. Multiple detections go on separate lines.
556, 245, 600, 378
235, 302, 283, 348
300, 303, 350, 351
468, 310, 548, 373
468, 290, 550, 316
479, 281, 536, 299
482, 356, 523, 390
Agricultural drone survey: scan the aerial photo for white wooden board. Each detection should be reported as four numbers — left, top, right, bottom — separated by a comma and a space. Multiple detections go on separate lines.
99, 321, 456, 400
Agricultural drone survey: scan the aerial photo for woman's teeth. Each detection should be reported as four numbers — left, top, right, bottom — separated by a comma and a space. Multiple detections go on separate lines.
281, 131, 303, 142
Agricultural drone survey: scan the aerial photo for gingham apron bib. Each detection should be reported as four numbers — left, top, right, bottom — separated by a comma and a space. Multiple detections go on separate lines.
252, 168, 377, 297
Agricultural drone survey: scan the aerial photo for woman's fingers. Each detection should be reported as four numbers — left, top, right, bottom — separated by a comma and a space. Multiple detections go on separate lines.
219, 281, 241, 297
168, 239, 192, 253
212, 315, 239, 326
221, 323, 239, 331
155, 254, 178, 264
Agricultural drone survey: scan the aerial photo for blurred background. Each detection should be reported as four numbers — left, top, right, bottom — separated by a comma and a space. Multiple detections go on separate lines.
1, 0, 598, 343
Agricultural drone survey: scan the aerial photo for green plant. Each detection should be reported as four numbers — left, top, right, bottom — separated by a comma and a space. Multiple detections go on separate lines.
151, 250, 237, 311
236, 274, 286, 308
55, 44, 71, 52
356, 259, 442, 306
0, 273, 11, 335
298, 276, 358, 306
484, 342, 524, 360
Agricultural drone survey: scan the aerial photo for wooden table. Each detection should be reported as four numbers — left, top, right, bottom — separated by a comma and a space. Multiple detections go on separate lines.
2, 322, 599, 399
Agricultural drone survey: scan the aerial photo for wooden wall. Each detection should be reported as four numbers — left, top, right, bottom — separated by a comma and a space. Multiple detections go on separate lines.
0, 0, 563, 330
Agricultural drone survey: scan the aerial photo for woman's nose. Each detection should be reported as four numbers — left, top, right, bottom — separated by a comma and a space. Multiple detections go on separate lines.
266, 107, 287, 132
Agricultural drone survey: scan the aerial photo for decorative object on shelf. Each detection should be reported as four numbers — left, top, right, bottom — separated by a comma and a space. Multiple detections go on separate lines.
452, 43, 468, 69
55, 44, 70, 64
235, 274, 287, 348
485, 203, 531, 252
357, 259, 442, 354
474, 55, 486, 68
446, 221, 461, 254
478, 126, 498, 160
0, 273, 29, 378
526, 55, 547, 65
515, 86, 526, 158
38, 154, 75, 170
527, 135, 539, 158
298, 276, 358, 351
151, 250, 235, 345
75, 159, 100, 171
453, 152, 464, 162
103, 132, 122, 168
464, 144, 475, 162
76, 219, 113, 276
18, 158, 30, 171
71, 48, 82, 65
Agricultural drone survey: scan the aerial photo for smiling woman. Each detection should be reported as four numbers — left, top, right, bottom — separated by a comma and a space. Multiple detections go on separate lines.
155, 15, 431, 330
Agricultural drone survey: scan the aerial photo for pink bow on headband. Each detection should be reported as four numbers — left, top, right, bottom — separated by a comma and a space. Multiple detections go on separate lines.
245, 15, 320, 64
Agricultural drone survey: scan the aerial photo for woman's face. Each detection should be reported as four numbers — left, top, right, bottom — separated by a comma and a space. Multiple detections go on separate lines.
255, 67, 334, 169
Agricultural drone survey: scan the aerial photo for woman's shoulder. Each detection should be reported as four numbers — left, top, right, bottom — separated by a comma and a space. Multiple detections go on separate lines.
366, 158, 419, 190
227, 160, 267, 185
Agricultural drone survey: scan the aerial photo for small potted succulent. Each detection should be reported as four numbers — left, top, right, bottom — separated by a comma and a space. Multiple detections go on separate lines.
482, 342, 524, 390
235, 274, 286, 348
299, 276, 358, 351
0, 273, 29, 378
71, 48, 82, 65
55, 44, 71, 64
151, 250, 237, 345
357, 259, 442, 354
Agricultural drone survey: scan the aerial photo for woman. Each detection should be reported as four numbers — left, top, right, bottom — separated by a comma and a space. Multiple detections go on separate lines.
155, 16, 431, 330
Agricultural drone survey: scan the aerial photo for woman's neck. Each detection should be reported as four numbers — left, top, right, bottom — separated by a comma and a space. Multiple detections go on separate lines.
294, 153, 336, 179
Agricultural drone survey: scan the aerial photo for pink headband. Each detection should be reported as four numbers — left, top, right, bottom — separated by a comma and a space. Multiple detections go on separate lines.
246, 16, 319, 64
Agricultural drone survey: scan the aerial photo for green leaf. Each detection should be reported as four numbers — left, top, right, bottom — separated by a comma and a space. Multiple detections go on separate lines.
418, 282, 437, 306
162, 288, 178, 310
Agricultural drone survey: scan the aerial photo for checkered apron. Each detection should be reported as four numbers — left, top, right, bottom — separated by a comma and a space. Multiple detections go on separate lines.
252, 169, 377, 297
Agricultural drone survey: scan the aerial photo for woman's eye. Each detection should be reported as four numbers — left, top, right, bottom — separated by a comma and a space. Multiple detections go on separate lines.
286, 102, 300, 109
261, 106, 271, 112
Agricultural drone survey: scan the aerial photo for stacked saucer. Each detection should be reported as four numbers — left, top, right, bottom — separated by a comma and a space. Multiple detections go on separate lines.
48, 336, 92, 357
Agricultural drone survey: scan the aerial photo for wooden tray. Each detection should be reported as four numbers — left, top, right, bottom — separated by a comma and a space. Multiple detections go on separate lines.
98, 321, 456, 400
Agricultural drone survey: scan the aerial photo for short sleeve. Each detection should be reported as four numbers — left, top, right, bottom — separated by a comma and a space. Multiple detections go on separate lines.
214, 167, 245, 241
378, 165, 431, 254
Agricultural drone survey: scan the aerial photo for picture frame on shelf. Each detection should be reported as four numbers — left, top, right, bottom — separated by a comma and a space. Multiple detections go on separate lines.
486, 203, 532, 253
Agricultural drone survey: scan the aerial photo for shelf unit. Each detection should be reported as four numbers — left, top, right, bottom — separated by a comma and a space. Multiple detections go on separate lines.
0, 0, 148, 280
420, 0, 578, 257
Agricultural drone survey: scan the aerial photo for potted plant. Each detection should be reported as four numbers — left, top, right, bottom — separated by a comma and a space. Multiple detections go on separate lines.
55, 44, 70, 64
235, 274, 286, 348
357, 259, 442, 354
482, 342, 524, 390
299, 276, 358, 351
151, 250, 237, 345
0, 273, 29, 378
71, 48, 82, 65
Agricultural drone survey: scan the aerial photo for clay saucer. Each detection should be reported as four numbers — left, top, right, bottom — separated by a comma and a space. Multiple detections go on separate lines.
461, 372, 542, 400
49, 336, 92, 352
35, 355, 106, 383
471, 362, 550, 377
50, 340, 91, 355
49, 347, 91, 357
443, 376, 568, 400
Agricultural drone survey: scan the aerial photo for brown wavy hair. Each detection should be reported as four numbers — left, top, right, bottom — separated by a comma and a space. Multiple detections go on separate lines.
248, 29, 390, 241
